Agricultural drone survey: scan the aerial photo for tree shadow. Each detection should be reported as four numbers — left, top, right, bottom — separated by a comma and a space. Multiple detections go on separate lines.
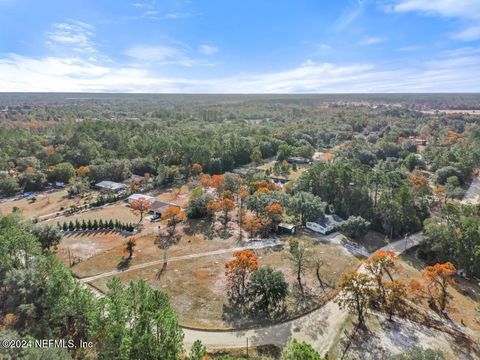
155, 261, 168, 280
117, 257, 132, 271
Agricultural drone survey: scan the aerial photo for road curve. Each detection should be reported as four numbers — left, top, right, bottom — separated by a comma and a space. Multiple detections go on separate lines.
80, 232, 423, 350
181, 232, 423, 349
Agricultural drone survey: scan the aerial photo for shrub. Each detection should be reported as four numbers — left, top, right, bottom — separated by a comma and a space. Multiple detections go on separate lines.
338, 216, 371, 239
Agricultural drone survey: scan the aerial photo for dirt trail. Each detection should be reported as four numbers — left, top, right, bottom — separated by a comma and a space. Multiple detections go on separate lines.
79, 239, 283, 283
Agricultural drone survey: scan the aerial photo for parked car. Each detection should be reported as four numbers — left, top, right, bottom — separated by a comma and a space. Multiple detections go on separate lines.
150, 214, 161, 222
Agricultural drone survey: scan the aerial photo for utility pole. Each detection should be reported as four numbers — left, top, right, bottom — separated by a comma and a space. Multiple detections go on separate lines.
246, 337, 249, 358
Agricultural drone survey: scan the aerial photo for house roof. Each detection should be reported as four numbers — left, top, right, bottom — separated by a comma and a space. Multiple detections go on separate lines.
127, 193, 156, 203
95, 180, 126, 191
312, 214, 345, 228
149, 200, 170, 211
278, 222, 296, 230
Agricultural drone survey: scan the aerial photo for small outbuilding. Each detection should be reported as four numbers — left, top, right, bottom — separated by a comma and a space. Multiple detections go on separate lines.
277, 223, 297, 235
306, 214, 345, 235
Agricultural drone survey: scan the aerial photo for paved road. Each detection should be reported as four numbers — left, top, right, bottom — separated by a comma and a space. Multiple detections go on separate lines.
380, 232, 423, 253
80, 239, 283, 283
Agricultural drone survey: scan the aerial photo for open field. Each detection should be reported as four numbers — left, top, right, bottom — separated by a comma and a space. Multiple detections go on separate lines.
87, 234, 360, 329
0, 189, 93, 219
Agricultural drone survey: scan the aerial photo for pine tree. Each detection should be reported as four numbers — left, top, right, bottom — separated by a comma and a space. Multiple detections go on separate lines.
87, 219, 93, 230
81, 219, 87, 230
68, 221, 75, 231
62, 222, 68, 231
93, 219, 99, 230
75, 219, 81, 230
99, 219, 104, 229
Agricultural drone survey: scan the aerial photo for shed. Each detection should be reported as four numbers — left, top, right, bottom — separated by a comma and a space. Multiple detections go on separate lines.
278, 223, 297, 235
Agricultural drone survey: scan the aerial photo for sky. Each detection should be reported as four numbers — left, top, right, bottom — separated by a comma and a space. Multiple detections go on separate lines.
0, 0, 479, 93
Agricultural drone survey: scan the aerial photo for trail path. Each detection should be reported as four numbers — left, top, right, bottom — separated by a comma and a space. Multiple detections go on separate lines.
79, 239, 283, 283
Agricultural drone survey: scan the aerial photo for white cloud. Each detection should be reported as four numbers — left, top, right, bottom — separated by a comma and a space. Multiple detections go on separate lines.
358, 36, 385, 45
451, 25, 480, 41
333, 0, 366, 31
392, 0, 480, 19
46, 21, 96, 53
1, 49, 479, 93
125, 44, 195, 66
391, 0, 480, 41
198, 45, 218, 55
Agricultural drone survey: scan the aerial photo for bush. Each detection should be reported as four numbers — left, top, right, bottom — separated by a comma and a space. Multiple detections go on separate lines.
435, 166, 462, 185
282, 339, 324, 360
338, 216, 371, 239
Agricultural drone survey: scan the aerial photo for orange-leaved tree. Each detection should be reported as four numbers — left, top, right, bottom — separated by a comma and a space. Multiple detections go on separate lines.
383, 279, 407, 321
225, 249, 259, 301
336, 270, 375, 326
422, 262, 456, 313
208, 197, 236, 230
199, 173, 212, 188
130, 197, 153, 225
265, 203, 284, 225
365, 250, 398, 302
191, 163, 203, 178
161, 206, 186, 240
243, 214, 263, 238
211, 174, 224, 195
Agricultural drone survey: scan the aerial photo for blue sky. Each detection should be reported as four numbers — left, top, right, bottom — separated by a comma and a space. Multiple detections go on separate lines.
0, 0, 479, 92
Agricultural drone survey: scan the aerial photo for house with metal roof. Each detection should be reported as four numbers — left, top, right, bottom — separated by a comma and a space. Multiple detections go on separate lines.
95, 180, 126, 193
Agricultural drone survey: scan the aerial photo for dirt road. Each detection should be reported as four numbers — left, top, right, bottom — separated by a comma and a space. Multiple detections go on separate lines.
79, 239, 283, 283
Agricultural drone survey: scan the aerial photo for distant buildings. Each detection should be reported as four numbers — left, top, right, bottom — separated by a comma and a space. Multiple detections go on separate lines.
286, 156, 311, 164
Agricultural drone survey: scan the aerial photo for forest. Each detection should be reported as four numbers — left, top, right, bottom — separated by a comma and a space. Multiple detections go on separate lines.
1, 93, 480, 359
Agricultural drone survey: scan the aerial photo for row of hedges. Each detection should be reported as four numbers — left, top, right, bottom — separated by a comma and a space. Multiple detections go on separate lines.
58, 219, 136, 232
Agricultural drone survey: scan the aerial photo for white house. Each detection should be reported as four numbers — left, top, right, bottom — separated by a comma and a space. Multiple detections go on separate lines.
306, 214, 345, 235
127, 193, 156, 205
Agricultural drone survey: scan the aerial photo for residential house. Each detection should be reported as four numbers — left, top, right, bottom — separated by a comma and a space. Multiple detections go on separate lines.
306, 214, 345, 235
148, 200, 180, 216
127, 193, 156, 205
95, 180, 126, 193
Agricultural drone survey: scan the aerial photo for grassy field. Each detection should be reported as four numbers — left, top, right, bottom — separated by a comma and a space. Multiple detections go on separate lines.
88, 234, 360, 329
